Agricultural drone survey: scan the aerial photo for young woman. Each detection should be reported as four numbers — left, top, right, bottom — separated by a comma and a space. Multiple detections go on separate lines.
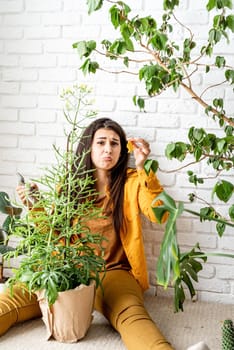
0, 118, 209, 350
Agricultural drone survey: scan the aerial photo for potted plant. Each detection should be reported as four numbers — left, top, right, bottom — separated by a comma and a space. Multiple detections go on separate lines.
3, 85, 106, 343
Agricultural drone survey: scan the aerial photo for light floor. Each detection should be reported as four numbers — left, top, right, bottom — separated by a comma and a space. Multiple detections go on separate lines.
0, 293, 233, 350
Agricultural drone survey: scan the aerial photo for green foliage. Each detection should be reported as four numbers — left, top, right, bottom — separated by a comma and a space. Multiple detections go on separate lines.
0, 192, 22, 234
5, 85, 106, 305
165, 142, 188, 161
144, 159, 159, 175
73, 40, 96, 58
86, 0, 103, 15
212, 180, 234, 202
151, 191, 207, 312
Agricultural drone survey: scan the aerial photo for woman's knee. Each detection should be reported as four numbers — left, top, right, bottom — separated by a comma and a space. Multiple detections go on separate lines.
0, 285, 41, 336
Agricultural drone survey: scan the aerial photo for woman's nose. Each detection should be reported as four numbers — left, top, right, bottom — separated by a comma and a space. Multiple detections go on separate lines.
104, 143, 112, 153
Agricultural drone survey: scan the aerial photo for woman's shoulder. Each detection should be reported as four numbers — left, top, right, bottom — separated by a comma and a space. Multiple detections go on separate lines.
126, 167, 137, 178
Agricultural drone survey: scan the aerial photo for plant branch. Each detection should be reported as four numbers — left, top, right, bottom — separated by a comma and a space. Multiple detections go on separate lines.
184, 208, 234, 227
159, 156, 206, 173
200, 80, 227, 99
180, 81, 234, 126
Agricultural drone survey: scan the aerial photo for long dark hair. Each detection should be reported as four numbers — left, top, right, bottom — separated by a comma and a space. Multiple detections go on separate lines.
73, 118, 129, 234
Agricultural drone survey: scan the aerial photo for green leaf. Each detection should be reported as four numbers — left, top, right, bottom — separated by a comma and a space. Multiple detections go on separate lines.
174, 280, 185, 312
227, 15, 234, 32
213, 180, 234, 203
216, 138, 226, 152
80, 59, 99, 75
229, 205, 234, 221
144, 159, 159, 175
225, 69, 234, 83
152, 191, 177, 213
206, 0, 217, 11
110, 5, 121, 29
215, 55, 226, 67
0, 192, 11, 214
86, 0, 103, 14
165, 142, 188, 161
216, 222, 226, 237
0, 192, 22, 217
149, 32, 168, 51
123, 56, 129, 67
109, 39, 127, 55
181, 271, 196, 296
73, 40, 96, 59
163, 0, 179, 10
133, 96, 145, 110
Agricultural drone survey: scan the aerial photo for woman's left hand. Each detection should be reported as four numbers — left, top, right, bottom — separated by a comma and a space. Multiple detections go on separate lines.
128, 138, 151, 170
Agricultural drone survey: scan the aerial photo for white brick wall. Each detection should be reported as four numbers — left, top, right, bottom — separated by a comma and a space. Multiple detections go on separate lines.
0, 0, 233, 304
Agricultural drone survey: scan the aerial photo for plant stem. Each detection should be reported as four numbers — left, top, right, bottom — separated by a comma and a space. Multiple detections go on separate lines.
184, 208, 234, 227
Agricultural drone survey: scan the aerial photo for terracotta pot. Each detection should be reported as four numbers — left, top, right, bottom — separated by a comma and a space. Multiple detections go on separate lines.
36, 281, 96, 343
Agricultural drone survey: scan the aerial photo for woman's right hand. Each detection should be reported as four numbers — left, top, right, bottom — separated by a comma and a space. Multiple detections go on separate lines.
16, 183, 39, 209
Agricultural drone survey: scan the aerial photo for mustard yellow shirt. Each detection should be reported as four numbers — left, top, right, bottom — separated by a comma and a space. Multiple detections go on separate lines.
120, 167, 165, 291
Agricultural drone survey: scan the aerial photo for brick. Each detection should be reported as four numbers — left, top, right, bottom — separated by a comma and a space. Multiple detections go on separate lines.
178, 232, 217, 249
195, 278, 231, 294
0, 27, 23, 39
1, 150, 35, 162
36, 150, 56, 164
43, 39, 74, 53
36, 123, 64, 137
25, 0, 62, 12
19, 136, 54, 150
0, 109, 18, 120
2, 69, 38, 82
42, 12, 81, 26
20, 109, 57, 122
37, 95, 63, 109
24, 26, 61, 39
5, 40, 43, 54
0, 162, 17, 174
0, 55, 19, 67
93, 96, 116, 112
63, 0, 87, 11
21, 55, 57, 68
0, 1, 23, 13
0, 175, 19, 187
199, 291, 234, 304
216, 265, 234, 279
158, 99, 197, 114
0, 82, 19, 94
68, 24, 101, 40
0, 122, 35, 135
0, 135, 17, 148
219, 236, 234, 252
39, 68, 76, 82
21, 82, 57, 95
0, 41, 3, 53
58, 53, 80, 67
138, 114, 179, 128
3, 14, 41, 26
1, 95, 37, 108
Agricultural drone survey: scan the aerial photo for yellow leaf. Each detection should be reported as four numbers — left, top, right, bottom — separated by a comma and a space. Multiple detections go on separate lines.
127, 140, 134, 153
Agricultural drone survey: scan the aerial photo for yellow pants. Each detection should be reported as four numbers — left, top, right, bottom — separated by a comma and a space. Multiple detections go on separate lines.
0, 270, 174, 350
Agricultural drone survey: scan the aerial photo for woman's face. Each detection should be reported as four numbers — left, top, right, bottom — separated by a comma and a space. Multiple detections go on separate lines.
91, 128, 121, 171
